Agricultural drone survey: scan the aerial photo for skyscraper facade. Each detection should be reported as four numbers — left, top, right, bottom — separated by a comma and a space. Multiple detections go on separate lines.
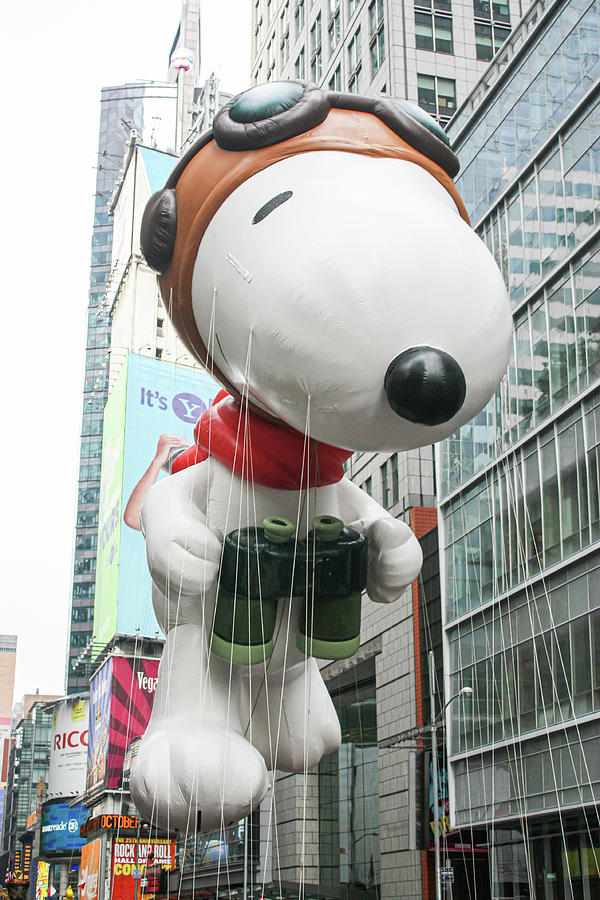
251, 0, 531, 124
438, 0, 600, 895
66, 82, 177, 694
0, 636, 17, 782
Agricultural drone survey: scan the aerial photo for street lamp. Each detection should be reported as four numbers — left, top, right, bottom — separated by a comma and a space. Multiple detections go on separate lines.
428, 652, 472, 900
378, 651, 472, 900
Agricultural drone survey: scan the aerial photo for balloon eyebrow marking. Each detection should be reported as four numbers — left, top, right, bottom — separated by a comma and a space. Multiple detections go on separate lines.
252, 190, 293, 224
226, 253, 253, 283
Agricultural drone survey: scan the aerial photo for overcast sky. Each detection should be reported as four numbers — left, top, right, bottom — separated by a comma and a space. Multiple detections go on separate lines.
0, 0, 251, 703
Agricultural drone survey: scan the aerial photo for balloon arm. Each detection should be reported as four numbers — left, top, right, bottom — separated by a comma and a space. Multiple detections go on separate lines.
343, 480, 423, 604
141, 465, 222, 600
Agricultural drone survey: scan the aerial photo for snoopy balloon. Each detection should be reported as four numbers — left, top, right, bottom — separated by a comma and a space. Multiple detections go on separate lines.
130, 81, 512, 832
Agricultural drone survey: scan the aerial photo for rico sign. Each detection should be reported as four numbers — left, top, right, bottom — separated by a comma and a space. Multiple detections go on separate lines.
47, 698, 89, 799
54, 730, 88, 749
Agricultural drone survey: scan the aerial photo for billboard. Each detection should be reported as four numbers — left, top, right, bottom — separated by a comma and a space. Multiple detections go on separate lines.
87, 656, 159, 791
47, 698, 88, 799
35, 861, 49, 900
94, 354, 219, 648
79, 839, 102, 900
87, 660, 112, 791
40, 801, 89, 854
111, 838, 175, 900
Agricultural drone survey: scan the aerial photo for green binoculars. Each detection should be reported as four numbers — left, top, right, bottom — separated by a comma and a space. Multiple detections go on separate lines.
210, 515, 368, 665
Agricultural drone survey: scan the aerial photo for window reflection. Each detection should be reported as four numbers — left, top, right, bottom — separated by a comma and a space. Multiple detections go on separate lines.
319, 665, 380, 895
455, 0, 600, 224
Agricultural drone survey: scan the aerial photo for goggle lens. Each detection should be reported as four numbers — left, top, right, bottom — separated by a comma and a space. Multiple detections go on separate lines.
230, 81, 305, 124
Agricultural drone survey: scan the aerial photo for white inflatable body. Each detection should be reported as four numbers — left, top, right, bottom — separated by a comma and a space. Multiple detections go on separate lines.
130, 86, 512, 834
134, 459, 422, 832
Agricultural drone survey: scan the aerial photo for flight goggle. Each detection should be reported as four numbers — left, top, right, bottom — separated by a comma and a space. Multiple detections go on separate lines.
169, 79, 458, 186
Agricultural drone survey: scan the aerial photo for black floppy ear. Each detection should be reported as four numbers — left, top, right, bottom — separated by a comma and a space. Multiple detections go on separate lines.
140, 189, 178, 274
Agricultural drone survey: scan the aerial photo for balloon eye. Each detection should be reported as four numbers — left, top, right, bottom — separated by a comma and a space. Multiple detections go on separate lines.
252, 191, 293, 224
396, 100, 451, 147
230, 82, 305, 124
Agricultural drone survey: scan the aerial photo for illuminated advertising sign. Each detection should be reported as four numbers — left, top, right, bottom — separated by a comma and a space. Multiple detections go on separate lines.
87, 656, 159, 791
111, 838, 175, 900
94, 354, 219, 647
39, 801, 89, 854
80, 814, 140, 838
87, 660, 112, 791
35, 861, 49, 900
22, 844, 32, 877
48, 698, 88, 799
79, 839, 102, 900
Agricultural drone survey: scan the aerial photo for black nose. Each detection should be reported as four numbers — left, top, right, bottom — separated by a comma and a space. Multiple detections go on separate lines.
384, 347, 466, 426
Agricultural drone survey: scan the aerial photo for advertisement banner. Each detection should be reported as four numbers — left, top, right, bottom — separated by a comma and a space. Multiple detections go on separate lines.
94, 354, 219, 648
94, 364, 128, 649
79, 839, 102, 900
111, 838, 175, 900
429, 757, 450, 842
86, 656, 159, 791
48, 698, 89, 799
40, 801, 89, 854
107, 657, 159, 790
35, 861, 49, 900
87, 660, 112, 791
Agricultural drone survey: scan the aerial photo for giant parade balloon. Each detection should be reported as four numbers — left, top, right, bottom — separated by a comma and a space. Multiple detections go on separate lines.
129, 81, 512, 833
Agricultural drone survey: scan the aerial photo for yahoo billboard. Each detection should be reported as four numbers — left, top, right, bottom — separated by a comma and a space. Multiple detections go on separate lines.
94, 354, 219, 647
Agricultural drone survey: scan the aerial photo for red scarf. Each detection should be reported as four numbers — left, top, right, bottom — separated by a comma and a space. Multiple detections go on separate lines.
171, 393, 351, 489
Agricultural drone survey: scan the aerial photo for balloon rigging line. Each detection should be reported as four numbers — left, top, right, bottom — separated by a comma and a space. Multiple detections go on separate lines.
506, 456, 600, 858
511, 454, 600, 842
502, 450, 600, 838
499, 454, 577, 900
457, 472, 534, 896
256, 402, 314, 895
214, 331, 255, 897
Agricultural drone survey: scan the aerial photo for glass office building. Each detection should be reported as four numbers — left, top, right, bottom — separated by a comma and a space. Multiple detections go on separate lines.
438, 0, 600, 895
66, 83, 176, 693
0, 703, 53, 874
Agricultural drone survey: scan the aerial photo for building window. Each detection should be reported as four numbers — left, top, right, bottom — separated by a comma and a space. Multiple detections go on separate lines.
417, 73, 456, 122
369, 0, 385, 74
381, 459, 391, 508
391, 454, 399, 504
329, 64, 342, 90
255, 0, 263, 50
329, 7, 341, 52
295, 46, 306, 78
348, 0, 358, 17
156, 317, 164, 336
310, 13, 322, 81
281, 1, 290, 65
267, 35, 276, 77
473, 0, 510, 60
415, 0, 453, 54
474, 20, 511, 60
295, 0, 305, 35
348, 28, 362, 92
363, 475, 372, 496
